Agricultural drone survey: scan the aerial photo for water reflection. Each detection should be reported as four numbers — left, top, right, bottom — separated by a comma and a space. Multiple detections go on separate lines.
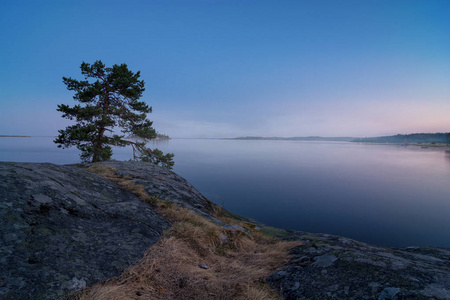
157, 140, 450, 248
1, 138, 450, 248
445, 150, 450, 162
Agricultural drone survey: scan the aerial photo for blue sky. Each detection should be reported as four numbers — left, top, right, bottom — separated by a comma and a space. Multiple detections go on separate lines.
1, 0, 449, 138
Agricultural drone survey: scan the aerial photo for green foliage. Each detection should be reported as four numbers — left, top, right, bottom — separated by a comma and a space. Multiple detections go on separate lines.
55, 60, 174, 168
156, 132, 170, 139
131, 143, 175, 169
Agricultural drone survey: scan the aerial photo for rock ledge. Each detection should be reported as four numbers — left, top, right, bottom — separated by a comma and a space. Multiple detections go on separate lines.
0, 162, 169, 299
268, 231, 450, 299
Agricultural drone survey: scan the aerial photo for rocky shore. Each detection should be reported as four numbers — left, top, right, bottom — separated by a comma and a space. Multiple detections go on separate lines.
1, 161, 449, 299
268, 232, 450, 299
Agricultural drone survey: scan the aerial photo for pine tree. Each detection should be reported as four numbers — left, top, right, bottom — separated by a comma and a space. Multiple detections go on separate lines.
54, 60, 174, 168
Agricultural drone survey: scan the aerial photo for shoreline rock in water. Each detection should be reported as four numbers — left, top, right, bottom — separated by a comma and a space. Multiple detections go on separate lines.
1, 161, 449, 299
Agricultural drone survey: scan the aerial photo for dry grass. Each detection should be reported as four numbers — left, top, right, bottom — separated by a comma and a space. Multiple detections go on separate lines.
87, 165, 157, 204
75, 164, 301, 300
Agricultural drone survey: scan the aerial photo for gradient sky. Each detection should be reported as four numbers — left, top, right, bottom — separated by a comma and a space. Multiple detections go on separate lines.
1, 0, 449, 138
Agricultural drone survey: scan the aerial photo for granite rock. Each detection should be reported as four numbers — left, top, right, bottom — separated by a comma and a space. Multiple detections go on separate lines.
95, 161, 249, 232
0, 162, 169, 299
267, 231, 450, 299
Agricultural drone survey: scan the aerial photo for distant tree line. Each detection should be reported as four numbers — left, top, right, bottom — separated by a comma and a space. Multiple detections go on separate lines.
156, 133, 170, 139
228, 136, 354, 142
352, 133, 450, 144
128, 132, 170, 140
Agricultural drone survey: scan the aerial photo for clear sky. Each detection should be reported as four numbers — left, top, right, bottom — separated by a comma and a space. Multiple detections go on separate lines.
1, 0, 449, 138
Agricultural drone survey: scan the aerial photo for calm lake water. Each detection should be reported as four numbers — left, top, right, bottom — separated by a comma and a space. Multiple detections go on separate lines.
1, 137, 450, 248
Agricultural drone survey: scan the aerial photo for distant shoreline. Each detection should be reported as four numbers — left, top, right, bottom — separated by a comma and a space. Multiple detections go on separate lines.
0, 135, 31, 138
226, 133, 450, 145
355, 142, 450, 151
224, 136, 355, 142
224, 136, 450, 152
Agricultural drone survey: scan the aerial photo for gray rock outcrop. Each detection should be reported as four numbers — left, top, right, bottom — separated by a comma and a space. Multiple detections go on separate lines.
267, 231, 450, 299
0, 162, 169, 299
95, 161, 214, 214
95, 161, 247, 231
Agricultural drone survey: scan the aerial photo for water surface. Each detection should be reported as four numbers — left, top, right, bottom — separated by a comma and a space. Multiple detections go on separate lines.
1, 137, 449, 248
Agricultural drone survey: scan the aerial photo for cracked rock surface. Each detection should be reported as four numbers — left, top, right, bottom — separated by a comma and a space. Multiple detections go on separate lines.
267, 231, 450, 299
95, 161, 239, 230
97, 161, 215, 214
0, 162, 169, 300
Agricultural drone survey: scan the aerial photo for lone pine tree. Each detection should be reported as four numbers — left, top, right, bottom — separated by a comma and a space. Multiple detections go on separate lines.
54, 60, 174, 168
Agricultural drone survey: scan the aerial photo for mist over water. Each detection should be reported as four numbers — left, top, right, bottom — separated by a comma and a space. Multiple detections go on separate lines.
2, 137, 449, 248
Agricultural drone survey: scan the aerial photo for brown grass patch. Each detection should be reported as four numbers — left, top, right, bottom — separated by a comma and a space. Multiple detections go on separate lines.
87, 165, 157, 204
76, 164, 301, 299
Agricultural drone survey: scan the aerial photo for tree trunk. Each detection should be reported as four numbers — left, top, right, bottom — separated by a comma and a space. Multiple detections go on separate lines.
92, 93, 109, 162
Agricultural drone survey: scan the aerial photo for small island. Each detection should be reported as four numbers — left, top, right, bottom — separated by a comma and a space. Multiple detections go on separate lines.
155, 133, 170, 140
